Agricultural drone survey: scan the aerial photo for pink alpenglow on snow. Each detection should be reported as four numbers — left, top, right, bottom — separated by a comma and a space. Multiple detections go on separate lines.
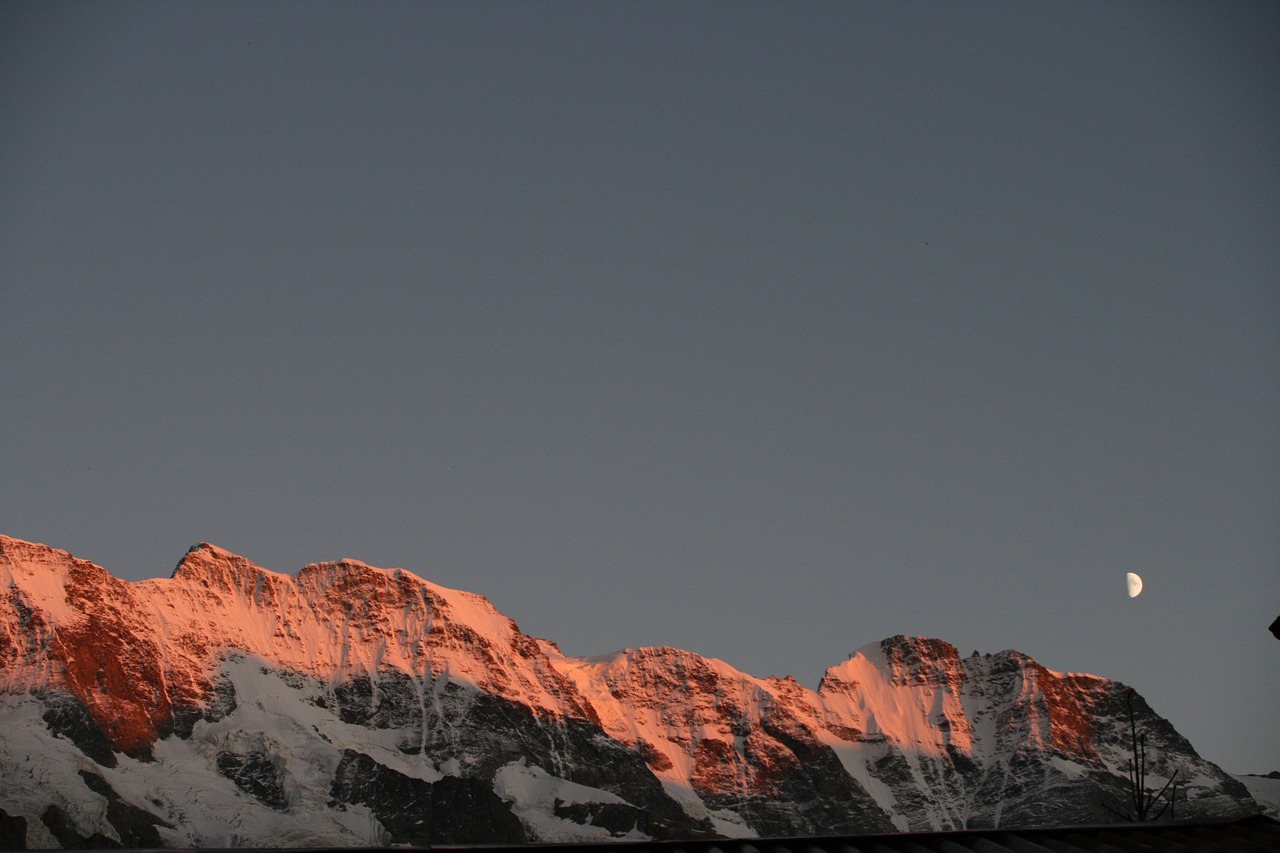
0, 534, 1258, 845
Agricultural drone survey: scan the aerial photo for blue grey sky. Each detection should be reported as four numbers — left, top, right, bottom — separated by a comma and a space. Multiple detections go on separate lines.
3, 2, 1277, 772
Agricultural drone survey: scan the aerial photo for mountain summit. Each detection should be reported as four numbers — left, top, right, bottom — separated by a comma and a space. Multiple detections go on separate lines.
0, 534, 1255, 847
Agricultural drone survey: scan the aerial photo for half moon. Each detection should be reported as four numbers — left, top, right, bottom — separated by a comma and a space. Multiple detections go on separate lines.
1126, 572, 1143, 598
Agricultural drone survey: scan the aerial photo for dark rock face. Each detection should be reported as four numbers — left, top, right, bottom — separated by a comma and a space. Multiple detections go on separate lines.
172, 666, 237, 739
216, 751, 288, 810
1082, 689, 1255, 822
329, 749, 525, 845
35, 775, 169, 850
75, 771, 169, 848
0, 808, 27, 849
701, 713, 896, 837
324, 672, 716, 840
41, 804, 119, 849
428, 775, 528, 843
40, 694, 117, 768
553, 800, 652, 836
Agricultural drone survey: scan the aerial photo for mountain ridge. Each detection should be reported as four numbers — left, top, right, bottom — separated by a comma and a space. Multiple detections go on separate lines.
0, 534, 1257, 847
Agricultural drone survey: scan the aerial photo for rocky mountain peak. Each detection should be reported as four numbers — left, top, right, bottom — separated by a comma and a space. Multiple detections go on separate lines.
0, 535, 1258, 846
170, 542, 285, 598
878, 635, 965, 688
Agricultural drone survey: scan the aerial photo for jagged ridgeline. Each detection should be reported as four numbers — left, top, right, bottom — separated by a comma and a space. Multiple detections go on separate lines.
0, 535, 1256, 847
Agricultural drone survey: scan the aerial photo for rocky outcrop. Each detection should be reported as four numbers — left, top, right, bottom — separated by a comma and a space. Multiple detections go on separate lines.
329, 749, 526, 845
0, 809, 27, 849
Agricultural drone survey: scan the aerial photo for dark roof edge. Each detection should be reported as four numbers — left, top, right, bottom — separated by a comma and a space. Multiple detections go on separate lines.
431, 812, 1280, 852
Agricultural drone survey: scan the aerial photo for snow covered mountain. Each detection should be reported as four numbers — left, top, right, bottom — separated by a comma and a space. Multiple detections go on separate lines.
0, 535, 1256, 847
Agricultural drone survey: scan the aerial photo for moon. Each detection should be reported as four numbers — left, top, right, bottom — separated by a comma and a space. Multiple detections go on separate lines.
1126, 572, 1144, 598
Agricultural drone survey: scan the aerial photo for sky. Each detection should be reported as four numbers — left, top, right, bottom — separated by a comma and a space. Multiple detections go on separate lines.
2, 1, 1277, 774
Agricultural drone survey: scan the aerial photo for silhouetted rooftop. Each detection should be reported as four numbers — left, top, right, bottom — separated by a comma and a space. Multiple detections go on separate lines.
429, 814, 1279, 853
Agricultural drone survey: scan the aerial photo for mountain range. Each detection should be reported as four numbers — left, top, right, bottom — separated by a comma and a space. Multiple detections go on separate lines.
0, 534, 1256, 847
